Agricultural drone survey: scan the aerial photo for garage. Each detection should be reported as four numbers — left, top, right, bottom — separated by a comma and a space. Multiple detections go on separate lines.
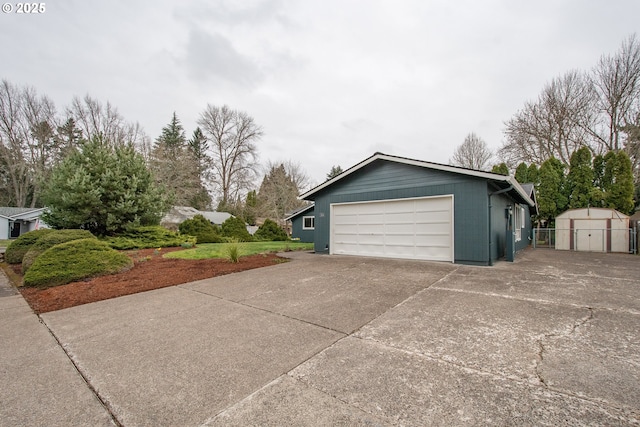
299, 152, 536, 265
331, 195, 454, 261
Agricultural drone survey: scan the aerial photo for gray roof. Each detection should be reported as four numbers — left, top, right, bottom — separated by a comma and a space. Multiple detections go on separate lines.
284, 203, 314, 221
160, 206, 233, 226
200, 211, 233, 224
0, 207, 45, 219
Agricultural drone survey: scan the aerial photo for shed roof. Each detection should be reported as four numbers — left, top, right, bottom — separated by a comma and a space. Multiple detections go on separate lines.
300, 152, 535, 206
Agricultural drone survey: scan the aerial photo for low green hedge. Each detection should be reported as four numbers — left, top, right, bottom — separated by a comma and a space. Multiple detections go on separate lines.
102, 226, 197, 250
23, 238, 133, 289
178, 215, 224, 243
22, 229, 95, 273
254, 219, 289, 241
4, 229, 55, 264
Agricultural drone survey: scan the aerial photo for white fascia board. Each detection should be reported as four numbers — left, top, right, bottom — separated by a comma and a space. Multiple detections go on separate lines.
301, 153, 535, 207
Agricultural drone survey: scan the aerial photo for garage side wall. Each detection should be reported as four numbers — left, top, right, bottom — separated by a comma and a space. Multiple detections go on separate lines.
311, 161, 491, 264
290, 209, 315, 243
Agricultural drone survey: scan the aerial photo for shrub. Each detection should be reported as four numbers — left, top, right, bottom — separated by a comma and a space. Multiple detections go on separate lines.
4, 229, 55, 264
22, 229, 96, 273
102, 226, 196, 250
254, 219, 289, 241
178, 215, 223, 243
23, 238, 133, 288
220, 216, 253, 242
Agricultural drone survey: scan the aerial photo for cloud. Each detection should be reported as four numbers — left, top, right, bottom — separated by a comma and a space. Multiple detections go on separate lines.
185, 29, 263, 86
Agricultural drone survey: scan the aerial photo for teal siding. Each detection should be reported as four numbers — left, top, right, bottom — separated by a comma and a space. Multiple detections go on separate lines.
309, 161, 494, 264
290, 207, 315, 243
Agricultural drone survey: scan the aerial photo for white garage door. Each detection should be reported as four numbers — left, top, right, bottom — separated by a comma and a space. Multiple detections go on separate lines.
330, 195, 454, 262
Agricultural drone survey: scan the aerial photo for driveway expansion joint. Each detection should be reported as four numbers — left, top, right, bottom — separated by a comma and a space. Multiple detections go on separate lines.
38, 314, 124, 427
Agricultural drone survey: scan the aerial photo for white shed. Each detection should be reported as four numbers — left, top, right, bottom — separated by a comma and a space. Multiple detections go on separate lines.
555, 208, 629, 253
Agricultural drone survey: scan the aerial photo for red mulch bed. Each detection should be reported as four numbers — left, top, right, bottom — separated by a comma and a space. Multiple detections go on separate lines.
14, 247, 285, 314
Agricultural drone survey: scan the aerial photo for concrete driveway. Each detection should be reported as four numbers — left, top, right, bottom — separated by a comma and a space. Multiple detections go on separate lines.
2, 249, 639, 426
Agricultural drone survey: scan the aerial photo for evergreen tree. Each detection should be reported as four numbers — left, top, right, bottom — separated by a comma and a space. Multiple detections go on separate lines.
527, 163, 539, 186
187, 127, 213, 210
566, 147, 595, 209
602, 151, 635, 214
156, 112, 186, 152
326, 165, 343, 180
55, 118, 84, 161
257, 164, 305, 226
41, 136, 170, 235
243, 190, 258, 226
150, 113, 206, 208
491, 163, 509, 176
537, 157, 567, 225
514, 162, 529, 183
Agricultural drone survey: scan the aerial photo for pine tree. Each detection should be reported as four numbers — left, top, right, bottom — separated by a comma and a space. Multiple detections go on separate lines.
150, 113, 206, 208
41, 136, 170, 235
326, 165, 343, 180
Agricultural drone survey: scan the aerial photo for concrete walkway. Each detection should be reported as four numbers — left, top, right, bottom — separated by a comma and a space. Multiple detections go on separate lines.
2, 249, 639, 426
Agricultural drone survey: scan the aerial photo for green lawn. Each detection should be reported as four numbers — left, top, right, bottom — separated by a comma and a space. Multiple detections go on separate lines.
0, 239, 11, 248
164, 241, 314, 260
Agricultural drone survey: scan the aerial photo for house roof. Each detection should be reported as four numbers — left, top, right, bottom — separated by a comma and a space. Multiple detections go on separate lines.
160, 206, 233, 225
200, 211, 233, 224
284, 203, 315, 221
0, 207, 45, 219
300, 152, 535, 207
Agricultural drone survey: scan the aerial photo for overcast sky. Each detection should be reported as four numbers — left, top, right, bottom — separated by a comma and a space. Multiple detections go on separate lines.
2, 0, 639, 188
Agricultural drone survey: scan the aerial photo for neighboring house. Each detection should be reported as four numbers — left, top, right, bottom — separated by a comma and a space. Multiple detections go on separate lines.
299, 152, 537, 265
0, 207, 49, 239
555, 208, 630, 253
285, 204, 315, 243
161, 206, 233, 230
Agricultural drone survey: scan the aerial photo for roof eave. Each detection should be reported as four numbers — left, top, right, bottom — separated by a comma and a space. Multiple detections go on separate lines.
301, 152, 536, 207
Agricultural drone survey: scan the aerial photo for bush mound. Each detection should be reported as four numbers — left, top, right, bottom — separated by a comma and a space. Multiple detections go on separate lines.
4, 229, 55, 264
178, 215, 223, 243
221, 216, 254, 242
23, 238, 133, 288
22, 229, 95, 273
102, 226, 196, 250
254, 219, 289, 241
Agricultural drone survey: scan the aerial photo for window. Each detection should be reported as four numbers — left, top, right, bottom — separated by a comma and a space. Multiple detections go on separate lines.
303, 216, 315, 230
513, 205, 526, 242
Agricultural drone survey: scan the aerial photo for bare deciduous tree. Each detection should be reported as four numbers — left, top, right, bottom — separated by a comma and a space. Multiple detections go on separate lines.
0, 80, 59, 207
450, 132, 493, 170
500, 70, 595, 167
66, 94, 148, 149
197, 104, 262, 210
591, 34, 640, 151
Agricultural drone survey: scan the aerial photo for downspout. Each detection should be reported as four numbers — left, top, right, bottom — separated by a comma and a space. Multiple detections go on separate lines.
488, 185, 513, 266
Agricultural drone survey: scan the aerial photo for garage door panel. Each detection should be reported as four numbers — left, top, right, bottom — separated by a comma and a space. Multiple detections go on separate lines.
331, 196, 453, 262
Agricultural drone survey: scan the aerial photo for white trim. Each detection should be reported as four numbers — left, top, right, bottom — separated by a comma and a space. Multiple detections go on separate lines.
302, 215, 315, 230
300, 152, 534, 207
